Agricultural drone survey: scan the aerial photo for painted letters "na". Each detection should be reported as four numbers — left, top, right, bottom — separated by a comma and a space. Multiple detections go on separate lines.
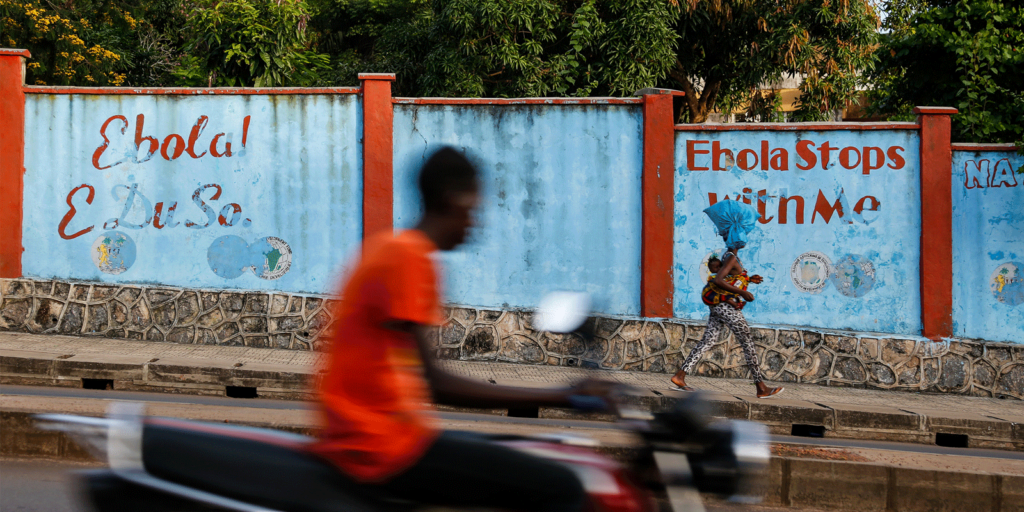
964, 158, 1019, 189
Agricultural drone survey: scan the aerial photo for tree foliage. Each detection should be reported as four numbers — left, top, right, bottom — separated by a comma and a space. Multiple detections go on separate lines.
870, 0, 1024, 146
173, 0, 329, 87
13, 0, 987, 142
394, 0, 681, 98
0, 0, 136, 86
664, 0, 881, 123
307, 0, 429, 94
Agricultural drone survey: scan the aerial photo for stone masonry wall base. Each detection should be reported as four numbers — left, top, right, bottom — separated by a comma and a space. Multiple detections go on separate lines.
1, 278, 1021, 399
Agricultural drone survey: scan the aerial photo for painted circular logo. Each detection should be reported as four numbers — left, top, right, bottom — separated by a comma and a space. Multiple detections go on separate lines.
829, 254, 876, 298
991, 262, 1024, 306
207, 235, 252, 279
790, 251, 832, 294
90, 231, 136, 275
255, 236, 292, 280
699, 249, 729, 283
207, 235, 292, 280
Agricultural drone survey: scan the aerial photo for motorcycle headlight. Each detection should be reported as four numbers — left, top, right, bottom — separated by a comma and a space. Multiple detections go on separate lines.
686, 420, 769, 501
35, 413, 114, 463
728, 420, 770, 503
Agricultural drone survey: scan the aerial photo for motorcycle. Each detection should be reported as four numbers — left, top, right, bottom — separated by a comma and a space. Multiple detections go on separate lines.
36, 292, 769, 512
37, 390, 767, 512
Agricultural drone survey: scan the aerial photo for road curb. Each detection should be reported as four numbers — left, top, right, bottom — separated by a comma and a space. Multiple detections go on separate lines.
1, 349, 310, 399
3, 349, 1023, 451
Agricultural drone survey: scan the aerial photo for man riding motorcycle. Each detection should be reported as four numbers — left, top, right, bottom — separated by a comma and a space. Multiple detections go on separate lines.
311, 147, 612, 512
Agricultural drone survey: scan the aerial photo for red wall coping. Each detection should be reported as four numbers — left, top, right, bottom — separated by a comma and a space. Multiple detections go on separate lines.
357, 73, 396, 81
24, 86, 361, 95
951, 143, 1020, 152
914, 106, 958, 115
0, 49, 30, 58
393, 97, 643, 105
675, 122, 920, 132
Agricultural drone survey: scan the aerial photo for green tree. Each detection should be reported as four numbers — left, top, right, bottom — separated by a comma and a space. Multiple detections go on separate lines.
878, 0, 933, 36
870, 0, 1024, 147
414, 0, 680, 97
174, 0, 329, 87
307, 0, 430, 94
664, 0, 881, 123
313, 0, 681, 97
122, 0, 189, 87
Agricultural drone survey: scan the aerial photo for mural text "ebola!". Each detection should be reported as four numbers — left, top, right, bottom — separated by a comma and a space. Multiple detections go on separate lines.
56, 114, 254, 240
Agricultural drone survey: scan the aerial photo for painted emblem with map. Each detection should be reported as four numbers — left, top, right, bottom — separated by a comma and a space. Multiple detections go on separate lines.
991, 262, 1023, 306
790, 251, 831, 293
255, 236, 292, 280
207, 235, 292, 280
90, 231, 136, 275
829, 254, 876, 298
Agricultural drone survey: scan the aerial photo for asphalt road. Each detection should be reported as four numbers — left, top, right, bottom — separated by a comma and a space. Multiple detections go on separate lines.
0, 459, 95, 512
3, 384, 1022, 461
0, 458, 826, 512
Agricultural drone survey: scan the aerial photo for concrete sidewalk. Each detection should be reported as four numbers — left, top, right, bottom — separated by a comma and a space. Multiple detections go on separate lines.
2, 331, 1023, 450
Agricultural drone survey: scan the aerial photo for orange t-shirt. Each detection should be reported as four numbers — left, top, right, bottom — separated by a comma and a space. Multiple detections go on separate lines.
310, 230, 443, 483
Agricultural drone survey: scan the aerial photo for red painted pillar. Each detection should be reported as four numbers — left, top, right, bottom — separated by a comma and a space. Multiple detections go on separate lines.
0, 49, 29, 278
914, 106, 957, 340
638, 89, 677, 318
359, 73, 396, 238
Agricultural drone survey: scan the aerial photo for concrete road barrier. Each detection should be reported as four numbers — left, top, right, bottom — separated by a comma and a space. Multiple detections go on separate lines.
763, 457, 1024, 512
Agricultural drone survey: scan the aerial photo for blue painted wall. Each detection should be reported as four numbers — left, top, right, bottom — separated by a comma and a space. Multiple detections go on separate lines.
22, 94, 363, 293
952, 150, 1024, 343
20, 92, 1019, 343
393, 104, 643, 315
673, 130, 923, 334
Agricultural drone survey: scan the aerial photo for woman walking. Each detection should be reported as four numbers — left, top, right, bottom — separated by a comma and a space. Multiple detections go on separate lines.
671, 201, 784, 399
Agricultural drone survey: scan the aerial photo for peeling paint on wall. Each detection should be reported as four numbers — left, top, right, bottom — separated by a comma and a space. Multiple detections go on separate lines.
22, 94, 363, 293
673, 130, 923, 334
952, 151, 1024, 343
392, 104, 644, 315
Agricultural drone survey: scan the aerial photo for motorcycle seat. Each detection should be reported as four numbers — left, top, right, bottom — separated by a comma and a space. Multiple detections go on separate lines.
141, 417, 413, 512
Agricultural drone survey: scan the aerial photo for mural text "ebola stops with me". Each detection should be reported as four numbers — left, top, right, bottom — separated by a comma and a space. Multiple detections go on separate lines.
682, 138, 907, 226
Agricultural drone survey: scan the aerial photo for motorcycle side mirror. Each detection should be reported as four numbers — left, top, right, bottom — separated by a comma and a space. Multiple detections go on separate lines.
534, 292, 591, 333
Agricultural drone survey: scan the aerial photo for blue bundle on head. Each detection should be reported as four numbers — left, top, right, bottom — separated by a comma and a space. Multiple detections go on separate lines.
703, 200, 760, 250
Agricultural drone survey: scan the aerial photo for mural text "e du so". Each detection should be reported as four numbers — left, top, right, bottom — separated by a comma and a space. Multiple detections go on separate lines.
58, 114, 253, 240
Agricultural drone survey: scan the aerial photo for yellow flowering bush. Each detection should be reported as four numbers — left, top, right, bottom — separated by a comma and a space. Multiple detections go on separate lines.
0, 0, 137, 85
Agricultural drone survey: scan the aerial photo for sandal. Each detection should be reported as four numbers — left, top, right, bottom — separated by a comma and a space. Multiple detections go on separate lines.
757, 386, 784, 399
670, 384, 695, 392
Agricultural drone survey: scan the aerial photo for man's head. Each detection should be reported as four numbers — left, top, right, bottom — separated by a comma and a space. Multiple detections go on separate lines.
418, 147, 480, 250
